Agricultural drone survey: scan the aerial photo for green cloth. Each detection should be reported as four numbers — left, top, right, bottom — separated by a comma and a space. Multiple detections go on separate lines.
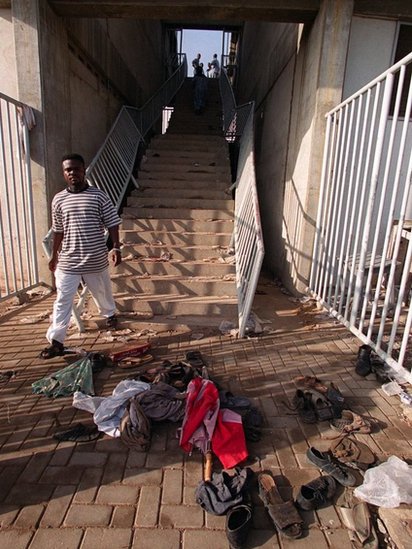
32, 356, 94, 398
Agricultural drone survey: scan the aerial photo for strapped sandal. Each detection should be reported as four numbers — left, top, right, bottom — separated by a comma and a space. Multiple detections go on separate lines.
294, 376, 345, 417
185, 350, 206, 370
39, 340, 65, 360
330, 410, 371, 435
117, 354, 154, 369
258, 473, 303, 539
309, 390, 334, 421
291, 390, 317, 424
329, 436, 375, 470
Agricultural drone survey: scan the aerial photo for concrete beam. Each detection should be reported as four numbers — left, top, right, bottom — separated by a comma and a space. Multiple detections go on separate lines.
49, 1, 320, 22
354, 0, 412, 20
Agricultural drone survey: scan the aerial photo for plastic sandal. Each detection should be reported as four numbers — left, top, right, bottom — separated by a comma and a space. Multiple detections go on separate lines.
330, 410, 371, 435
258, 473, 303, 539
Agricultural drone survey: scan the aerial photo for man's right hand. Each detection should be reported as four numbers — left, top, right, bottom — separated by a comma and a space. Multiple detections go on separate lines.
49, 257, 58, 272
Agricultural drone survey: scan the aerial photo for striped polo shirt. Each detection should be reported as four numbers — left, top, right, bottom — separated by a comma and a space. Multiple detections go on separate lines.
52, 186, 121, 274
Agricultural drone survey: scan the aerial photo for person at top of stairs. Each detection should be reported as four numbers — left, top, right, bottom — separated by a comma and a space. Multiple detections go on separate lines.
193, 65, 208, 115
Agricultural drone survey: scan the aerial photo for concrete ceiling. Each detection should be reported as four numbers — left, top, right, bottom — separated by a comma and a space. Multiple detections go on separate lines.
47, 1, 321, 23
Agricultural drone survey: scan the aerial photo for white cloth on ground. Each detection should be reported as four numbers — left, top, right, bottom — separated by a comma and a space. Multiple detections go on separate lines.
72, 379, 150, 437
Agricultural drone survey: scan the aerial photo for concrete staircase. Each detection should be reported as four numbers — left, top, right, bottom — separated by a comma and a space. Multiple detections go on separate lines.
109, 78, 238, 329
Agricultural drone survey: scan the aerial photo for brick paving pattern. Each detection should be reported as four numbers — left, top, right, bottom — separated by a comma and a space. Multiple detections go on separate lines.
0, 277, 411, 548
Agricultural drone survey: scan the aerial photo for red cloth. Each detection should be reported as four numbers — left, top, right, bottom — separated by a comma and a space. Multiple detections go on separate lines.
212, 408, 248, 469
179, 378, 248, 468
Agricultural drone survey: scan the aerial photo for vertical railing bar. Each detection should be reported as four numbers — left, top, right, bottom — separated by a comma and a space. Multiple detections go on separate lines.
4, 102, 18, 292
367, 66, 409, 339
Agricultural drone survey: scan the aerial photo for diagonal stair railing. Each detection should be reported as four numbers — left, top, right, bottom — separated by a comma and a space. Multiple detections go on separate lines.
219, 69, 265, 337
43, 54, 187, 332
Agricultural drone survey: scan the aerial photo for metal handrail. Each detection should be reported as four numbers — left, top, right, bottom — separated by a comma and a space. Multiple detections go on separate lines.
86, 54, 187, 210
218, 69, 265, 337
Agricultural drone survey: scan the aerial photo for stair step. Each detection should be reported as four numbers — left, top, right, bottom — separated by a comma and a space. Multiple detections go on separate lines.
152, 133, 226, 143
143, 156, 227, 168
137, 179, 229, 191
120, 229, 231, 246
123, 206, 233, 220
122, 243, 234, 261
112, 292, 238, 316
120, 217, 234, 232
149, 141, 226, 153
112, 259, 235, 277
127, 196, 233, 211
139, 163, 229, 175
146, 149, 228, 161
132, 188, 228, 200
110, 275, 236, 296
137, 171, 230, 183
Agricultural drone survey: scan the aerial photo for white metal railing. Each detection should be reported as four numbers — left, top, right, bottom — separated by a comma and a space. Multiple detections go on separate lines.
219, 69, 265, 337
86, 53, 187, 209
0, 92, 39, 301
233, 106, 265, 337
309, 51, 412, 379
43, 54, 187, 332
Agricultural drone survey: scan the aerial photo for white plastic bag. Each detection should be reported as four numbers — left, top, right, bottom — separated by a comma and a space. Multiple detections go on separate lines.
354, 456, 412, 508
73, 379, 150, 437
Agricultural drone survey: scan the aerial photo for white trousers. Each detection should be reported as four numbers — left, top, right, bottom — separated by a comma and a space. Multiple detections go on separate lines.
46, 268, 116, 344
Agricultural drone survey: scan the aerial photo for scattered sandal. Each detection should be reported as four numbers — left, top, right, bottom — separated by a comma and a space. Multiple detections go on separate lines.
185, 350, 206, 370
117, 354, 154, 369
329, 437, 376, 470
53, 423, 100, 442
330, 410, 371, 435
291, 390, 317, 424
258, 473, 303, 539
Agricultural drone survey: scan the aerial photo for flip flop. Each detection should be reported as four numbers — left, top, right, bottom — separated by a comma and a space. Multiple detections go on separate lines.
329, 436, 375, 468
117, 354, 154, 369
330, 410, 371, 435
185, 350, 206, 370
309, 390, 334, 421
258, 473, 303, 539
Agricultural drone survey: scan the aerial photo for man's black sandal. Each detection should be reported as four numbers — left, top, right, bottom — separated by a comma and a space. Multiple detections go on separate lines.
39, 340, 65, 360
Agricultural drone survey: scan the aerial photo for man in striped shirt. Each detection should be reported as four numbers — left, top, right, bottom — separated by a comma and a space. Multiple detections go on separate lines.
40, 153, 122, 359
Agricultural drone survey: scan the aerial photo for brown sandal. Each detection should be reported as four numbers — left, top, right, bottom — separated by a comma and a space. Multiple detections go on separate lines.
258, 473, 303, 539
330, 410, 371, 435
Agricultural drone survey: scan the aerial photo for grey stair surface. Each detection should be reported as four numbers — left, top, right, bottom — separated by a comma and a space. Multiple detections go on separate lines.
97, 77, 238, 329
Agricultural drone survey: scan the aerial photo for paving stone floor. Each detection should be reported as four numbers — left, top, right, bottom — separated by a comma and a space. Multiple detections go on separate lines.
0, 275, 411, 548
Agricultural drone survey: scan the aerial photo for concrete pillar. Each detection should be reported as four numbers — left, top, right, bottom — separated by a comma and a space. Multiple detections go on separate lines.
12, 0, 71, 286
283, 0, 354, 293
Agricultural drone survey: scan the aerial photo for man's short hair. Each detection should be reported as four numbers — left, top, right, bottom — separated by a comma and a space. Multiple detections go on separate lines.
61, 153, 85, 166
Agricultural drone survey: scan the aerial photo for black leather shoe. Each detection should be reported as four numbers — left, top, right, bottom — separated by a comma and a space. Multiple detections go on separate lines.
296, 475, 336, 510
225, 504, 252, 549
355, 345, 372, 376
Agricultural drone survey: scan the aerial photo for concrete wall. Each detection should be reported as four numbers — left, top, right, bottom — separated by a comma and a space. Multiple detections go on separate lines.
343, 17, 396, 99
9, 0, 165, 284
236, 0, 353, 294
0, 9, 18, 98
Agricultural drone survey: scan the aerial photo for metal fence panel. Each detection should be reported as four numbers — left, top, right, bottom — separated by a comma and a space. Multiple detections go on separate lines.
0, 92, 38, 301
309, 51, 412, 380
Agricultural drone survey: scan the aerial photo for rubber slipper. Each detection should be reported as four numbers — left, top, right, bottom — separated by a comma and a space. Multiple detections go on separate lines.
258, 473, 303, 539
117, 354, 154, 369
330, 410, 371, 435
329, 436, 375, 468
185, 350, 206, 369
53, 423, 100, 442
309, 390, 334, 421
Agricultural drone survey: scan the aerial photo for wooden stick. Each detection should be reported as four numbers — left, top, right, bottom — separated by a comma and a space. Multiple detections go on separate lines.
204, 451, 213, 481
